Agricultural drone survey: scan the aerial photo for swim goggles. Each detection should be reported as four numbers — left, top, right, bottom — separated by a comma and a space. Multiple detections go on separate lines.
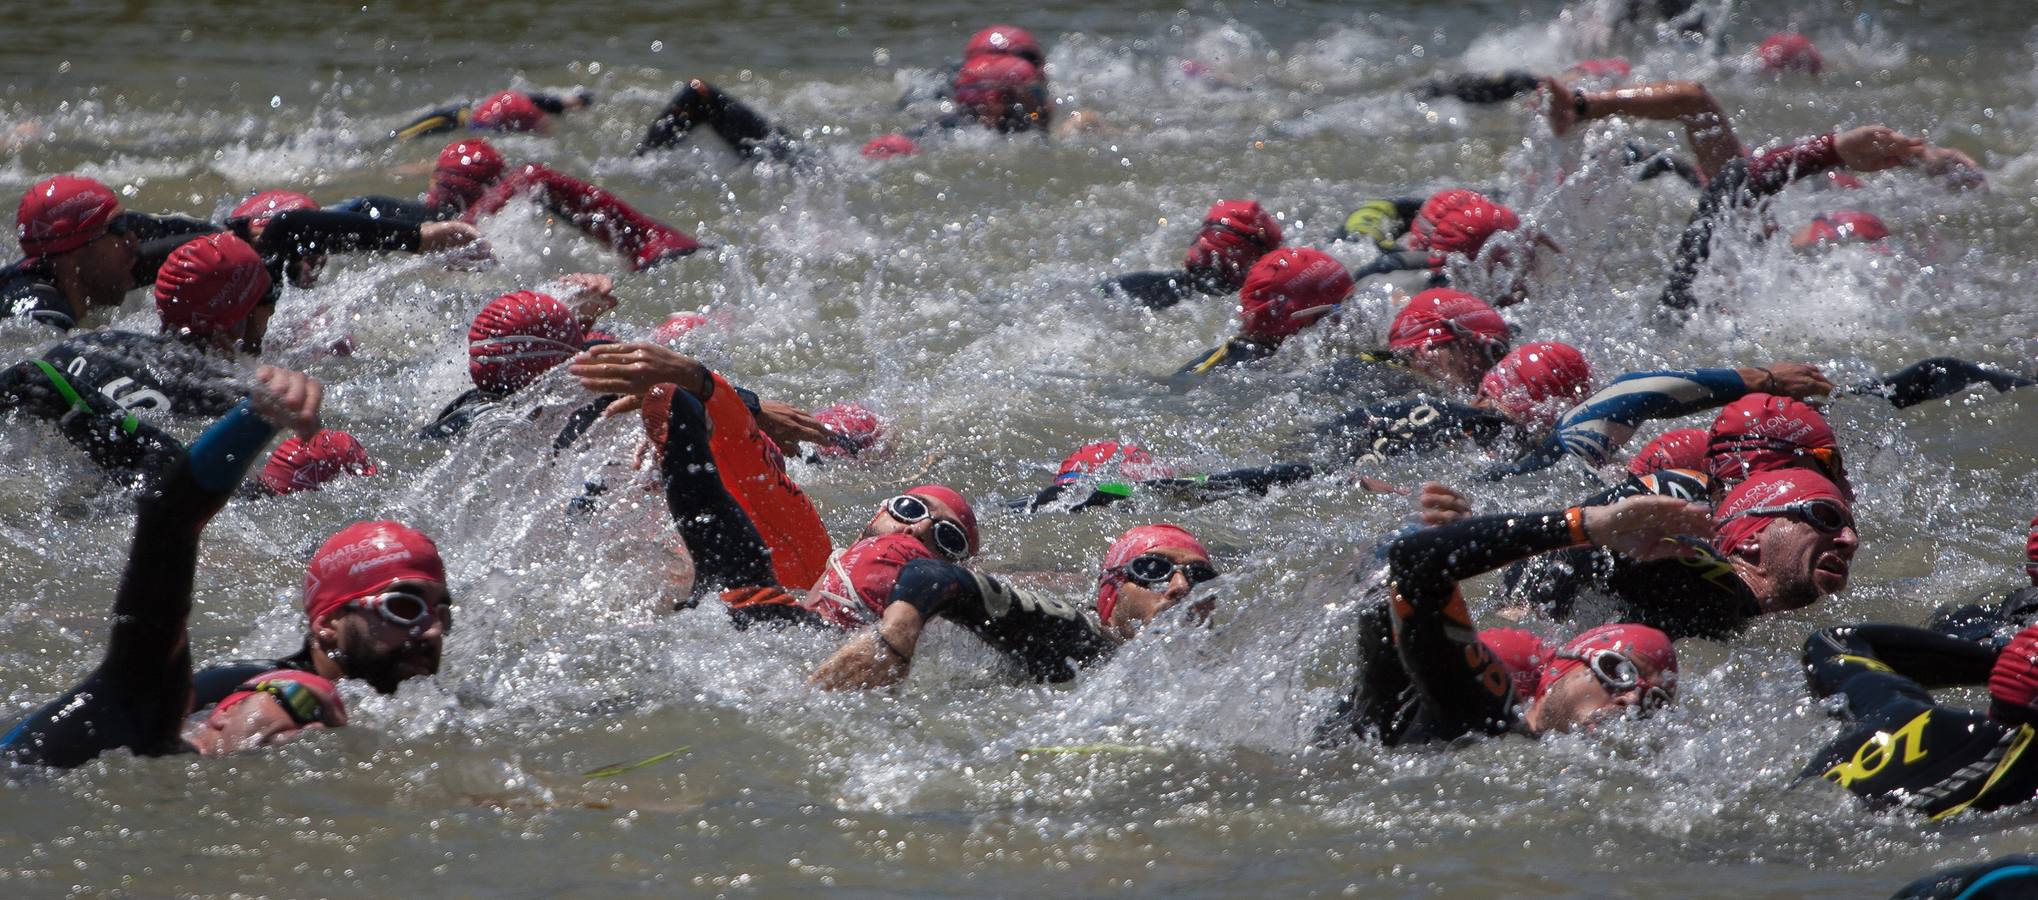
1713, 436, 1845, 481
348, 590, 446, 629
1719, 498, 1853, 534
882, 494, 972, 560
1118, 554, 1220, 590
1559, 647, 1673, 715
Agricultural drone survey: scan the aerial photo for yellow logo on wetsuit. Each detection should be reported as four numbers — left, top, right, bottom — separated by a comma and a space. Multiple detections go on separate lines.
1824, 710, 1931, 788
1342, 200, 1404, 252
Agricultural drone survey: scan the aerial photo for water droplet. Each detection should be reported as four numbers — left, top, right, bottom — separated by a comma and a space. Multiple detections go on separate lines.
650, 40, 664, 53
270, 96, 282, 109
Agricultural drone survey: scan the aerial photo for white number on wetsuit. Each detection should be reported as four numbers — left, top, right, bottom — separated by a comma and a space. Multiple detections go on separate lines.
98, 377, 171, 413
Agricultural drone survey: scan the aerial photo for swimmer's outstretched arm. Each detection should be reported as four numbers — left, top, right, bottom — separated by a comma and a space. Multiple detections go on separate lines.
635, 80, 797, 163
1852, 357, 2035, 409
1545, 79, 1743, 183
1, 367, 316, 767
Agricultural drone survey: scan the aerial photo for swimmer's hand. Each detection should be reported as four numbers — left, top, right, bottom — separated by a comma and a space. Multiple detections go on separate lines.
556, 273, 618, 327
1537, 77, 1579, 136
1916, 145, 1987, 190
1580, 495, 1713, 562
810, 604, 921, 691
756, 399, 833, 449
1740, 362, 1833, 399
1835, 125, 1925, 172
249, 365, 324, 438
418, 221, 482, 252
1414, 481, 1473, 526
569, 342, 709, 405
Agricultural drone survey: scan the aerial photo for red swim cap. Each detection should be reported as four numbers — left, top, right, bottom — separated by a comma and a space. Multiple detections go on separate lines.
966, 24, 1044, 66
860, 134, 921, 159
1758, 32, 1823, 75
905, 484, 978, 555
467, 290, 585, 394
1477, 627, 1557, 704
429, 139, 506, 209
303, 521, 446, 624
16, 175, 122, 258
1096, 523, 1210, 622
801, 533, 935, 628
1705, 393, 1838, 484
953, 55, 1044, 121
1535, 623, 1677, 701
228, 190, 319, 231
1627, 428, 1711, 477
206, 669, 349, 729
1237, 247, 1353, 342
1183, 199, 1284, 292
812, 401, 887, 459
1477, 341, 1592, 428
1565, 57, 1632, 80
154, 233, 272, 339
1797, 210, 1890, 248
652, 312, 713, 345
1712, 468, 1849, 554
470, 90, 547, 132
1992, 624, 2038, 724
1387, 288, 1508, 352
1057, 440, 1176, 483
260, 429, 378, 496
1405, 189, 1521, 262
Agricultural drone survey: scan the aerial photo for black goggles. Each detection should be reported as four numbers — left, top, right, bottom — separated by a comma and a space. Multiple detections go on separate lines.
883, 494, 971, 560
348, 590, 442, 628
1120, 553, 1219, 589
1561, 647, 1673, 715
1721, 498, 1853, 534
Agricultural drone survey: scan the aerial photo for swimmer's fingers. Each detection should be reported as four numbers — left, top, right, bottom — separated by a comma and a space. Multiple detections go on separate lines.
1538, 77, 1578, 135
417, 221, 481, 252
1414, 481, 1473, 526
1356, 475, 1407, 495
249, 366, 324, 437
601, 394, 644, 419
570, 343, 706, 397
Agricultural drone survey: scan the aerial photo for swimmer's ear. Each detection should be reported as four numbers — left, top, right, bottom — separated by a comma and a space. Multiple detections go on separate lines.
312, 613, 343, 650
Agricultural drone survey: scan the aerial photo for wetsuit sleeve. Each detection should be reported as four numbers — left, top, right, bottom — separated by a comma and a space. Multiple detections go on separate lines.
1858, 357, 2034, 409
886, 557, 1115, 682
1487, 368, 1748, 478
330, 195, 440, 223
389, 104, 467, 141
525, 92, 571, 114
1623, 140, 1703, 188
1893, 855, 2038, 900
0, 358, 181, 472
551, 395, 617, 452
635, 82, 797, 162
1171, 336, 1279, 380
658, 383, 776, 591
1417, 71, 1542, 104
1105, 270, 1203, 310
1, 403, 274, 767
1317, 398, 1512, 465
256, 210, 423, 256
1334, 198, 1425, 249
1805, 625, 1998, 696
462, 164, 701, 266
1660, 133, 1842, 311
1350, 249, 1439, 283
0, 267, 76, 331
1384, 511, 1579, 739
129, 215, 226, 285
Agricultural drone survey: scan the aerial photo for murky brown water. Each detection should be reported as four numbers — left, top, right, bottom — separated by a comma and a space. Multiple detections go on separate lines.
3, 1, 2037, 895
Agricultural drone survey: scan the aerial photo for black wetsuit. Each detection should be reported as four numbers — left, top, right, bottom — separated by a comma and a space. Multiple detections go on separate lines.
1320, 510, 1585, 746
1500, 471, 1760, 640
0, 331, 248, 471
1855, 358, 2035, 409
1411, 78, 1702, 187
1013, 463, 1318, 514
329, 195, 456, 224
190, 646, 316, 712
1894, 856, 2038, 899
1314, 396, 1516, 465
1926, 586, 2038, 650
1103, 267, 1238, 312
635, 79, 1042, 167
0, 402, 275, 767
1801, 624, 2038, 819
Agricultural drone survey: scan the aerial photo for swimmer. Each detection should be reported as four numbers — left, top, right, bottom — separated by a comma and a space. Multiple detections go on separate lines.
1103, 199, 1284, 310
333, 139, 699, 271
389, 87, 596, 140
192, 519, 449, 704
0, 368, 336, 767
1316, 491, 1705, 746
1799, 619, 2038, 819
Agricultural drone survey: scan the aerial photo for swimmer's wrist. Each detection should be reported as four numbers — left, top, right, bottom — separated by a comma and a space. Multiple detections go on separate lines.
1565, 506, 1590, 546
1572, 88, 1590, 119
